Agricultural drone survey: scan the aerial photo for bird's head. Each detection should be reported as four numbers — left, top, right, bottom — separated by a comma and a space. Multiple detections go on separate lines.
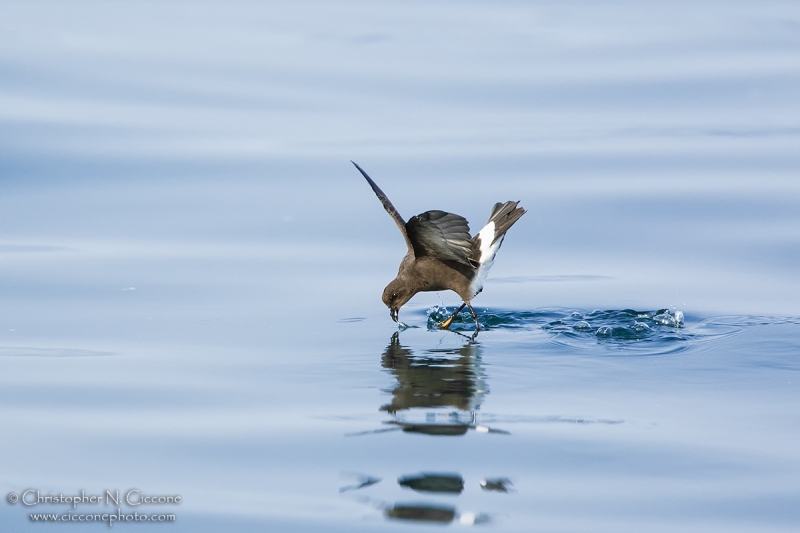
382, 279, 413, 323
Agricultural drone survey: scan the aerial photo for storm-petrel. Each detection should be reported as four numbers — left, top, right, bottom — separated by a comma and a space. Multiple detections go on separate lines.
353, 161, 525, 331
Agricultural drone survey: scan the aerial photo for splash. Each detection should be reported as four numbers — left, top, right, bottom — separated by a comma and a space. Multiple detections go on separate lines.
423, 306, 692, 352
543, 309, 687, 348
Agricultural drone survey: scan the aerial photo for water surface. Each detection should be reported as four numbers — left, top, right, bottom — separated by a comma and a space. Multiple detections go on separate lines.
1, 1, 799, 531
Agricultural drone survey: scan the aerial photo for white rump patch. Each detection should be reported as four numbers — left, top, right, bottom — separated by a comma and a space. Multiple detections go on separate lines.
476, 221, 495, 261
470, 221, 504, 298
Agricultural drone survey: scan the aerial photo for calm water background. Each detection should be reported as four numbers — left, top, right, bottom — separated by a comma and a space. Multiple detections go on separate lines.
1, 1, 799, 531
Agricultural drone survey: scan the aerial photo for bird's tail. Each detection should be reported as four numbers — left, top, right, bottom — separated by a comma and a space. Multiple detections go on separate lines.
468, 201, 525, 297
486, 201, 526, 245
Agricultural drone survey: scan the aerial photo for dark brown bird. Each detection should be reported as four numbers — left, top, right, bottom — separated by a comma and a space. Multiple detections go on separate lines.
353, 162, 525, 331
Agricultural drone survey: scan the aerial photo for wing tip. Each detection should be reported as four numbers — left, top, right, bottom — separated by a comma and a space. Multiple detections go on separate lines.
351, 160, 370, 180
352, 161, 387, 200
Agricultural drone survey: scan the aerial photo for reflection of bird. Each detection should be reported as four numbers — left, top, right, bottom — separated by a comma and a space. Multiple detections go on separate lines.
398, 473, 464, 494
354, 161, 525, 331
385, 504, 456, 523
480, 478, 514, 493
338, 474, 382, 493
345, 334, 510, 437
380, 332, 485, 414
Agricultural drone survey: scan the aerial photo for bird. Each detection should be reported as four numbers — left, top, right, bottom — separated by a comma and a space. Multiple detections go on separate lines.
353, 161, 525, 332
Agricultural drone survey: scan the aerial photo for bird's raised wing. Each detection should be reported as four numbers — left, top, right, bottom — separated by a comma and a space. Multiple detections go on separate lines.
353, 161, 414, 255
406, 210, 473, 266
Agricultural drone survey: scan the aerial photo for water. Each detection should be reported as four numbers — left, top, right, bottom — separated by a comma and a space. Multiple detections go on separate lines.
2, 1, 800, 531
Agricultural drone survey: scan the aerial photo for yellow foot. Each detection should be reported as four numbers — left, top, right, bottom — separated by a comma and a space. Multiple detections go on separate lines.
439, 316, 455, 329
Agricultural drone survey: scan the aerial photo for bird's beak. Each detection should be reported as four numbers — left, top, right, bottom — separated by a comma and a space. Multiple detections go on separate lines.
390, 308, 399, 322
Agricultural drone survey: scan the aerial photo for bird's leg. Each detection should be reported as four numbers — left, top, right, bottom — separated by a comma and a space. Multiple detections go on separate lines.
439, 302, 467, 330
467, 303, 480, 333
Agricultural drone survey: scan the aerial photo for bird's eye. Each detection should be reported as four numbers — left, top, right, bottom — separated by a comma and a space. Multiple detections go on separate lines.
391, 293, 398, 299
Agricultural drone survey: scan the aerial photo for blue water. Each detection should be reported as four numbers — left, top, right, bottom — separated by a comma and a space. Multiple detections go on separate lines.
2, 1, 800, 531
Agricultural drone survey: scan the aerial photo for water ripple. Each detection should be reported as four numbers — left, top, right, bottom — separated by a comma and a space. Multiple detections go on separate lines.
0, 346, 114, 357
423, 306, 700, 354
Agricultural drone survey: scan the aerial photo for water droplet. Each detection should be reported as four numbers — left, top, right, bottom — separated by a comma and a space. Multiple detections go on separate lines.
596, 326, 613, 336
653, 312, 677, 327
573, 321, 592, 331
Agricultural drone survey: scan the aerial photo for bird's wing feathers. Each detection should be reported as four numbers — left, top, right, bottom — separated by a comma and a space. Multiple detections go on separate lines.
352, 161, 414, 255
354, 161, 476, 266
406, 210, 473, 266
